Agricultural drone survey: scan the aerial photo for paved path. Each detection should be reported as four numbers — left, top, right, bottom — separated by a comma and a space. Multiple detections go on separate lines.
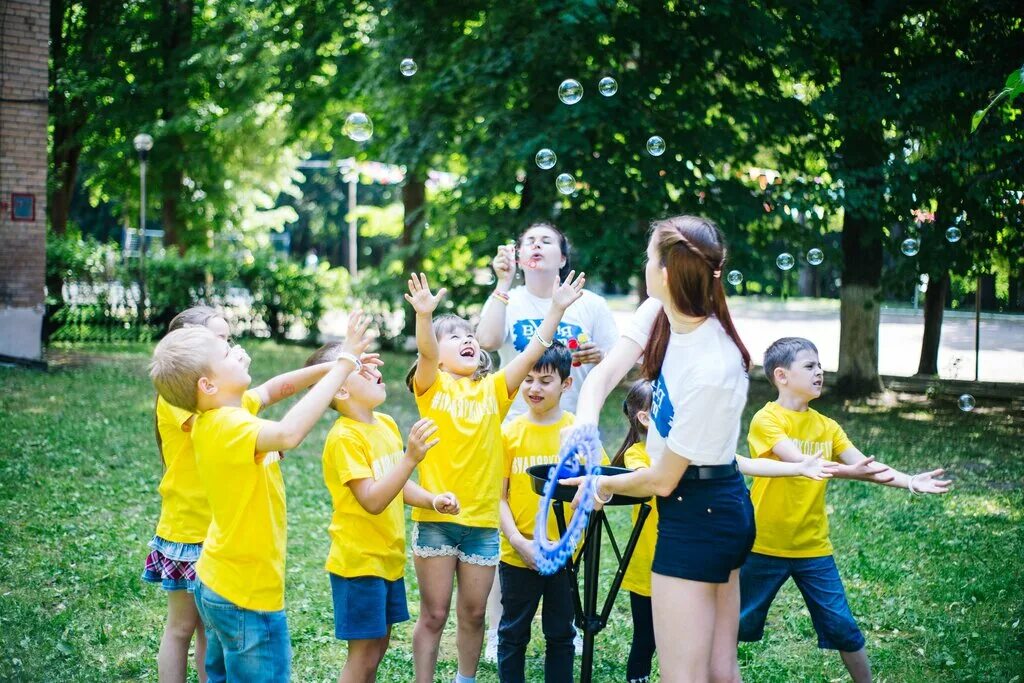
608, 298, 1024, 383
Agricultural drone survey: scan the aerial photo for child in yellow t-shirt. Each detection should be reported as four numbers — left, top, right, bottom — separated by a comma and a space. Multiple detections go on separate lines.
149, 312, 378, 681
498, 342, 606, 681
403, 271, 584, 683
142, 306, 231, 682
740, 337, 952, 682
304, 343, 460, 683
609, 380, 658, 683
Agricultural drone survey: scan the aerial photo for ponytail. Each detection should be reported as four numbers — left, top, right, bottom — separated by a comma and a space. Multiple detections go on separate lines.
611, 380, 654, 467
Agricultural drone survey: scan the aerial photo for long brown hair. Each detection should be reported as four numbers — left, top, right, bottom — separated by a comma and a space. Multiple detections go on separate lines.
640, 216, 750, 380
611, 380, 653, 467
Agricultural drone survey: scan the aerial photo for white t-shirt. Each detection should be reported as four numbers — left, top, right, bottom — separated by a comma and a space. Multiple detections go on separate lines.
497, 287, 619, 420
623, 297, 749, 466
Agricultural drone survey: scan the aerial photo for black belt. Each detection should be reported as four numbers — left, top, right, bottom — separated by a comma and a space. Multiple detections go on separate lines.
680, 461, 738, 481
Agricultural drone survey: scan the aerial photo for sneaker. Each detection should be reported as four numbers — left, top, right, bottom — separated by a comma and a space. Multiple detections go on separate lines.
484, 629, 498, 664
573, 629, 583, 656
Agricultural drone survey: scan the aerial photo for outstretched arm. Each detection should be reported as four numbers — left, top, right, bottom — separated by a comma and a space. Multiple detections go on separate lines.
502, 271, 586, 395
737, 453, 837, 480
255, 313, 373, 453
838, 446, 951, 494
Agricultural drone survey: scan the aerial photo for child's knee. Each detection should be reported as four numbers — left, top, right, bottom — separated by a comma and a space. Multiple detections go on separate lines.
166, 612, 201, 642
456, 602, 486, 628
418, 605, 450, 631
709, 661, 741, 683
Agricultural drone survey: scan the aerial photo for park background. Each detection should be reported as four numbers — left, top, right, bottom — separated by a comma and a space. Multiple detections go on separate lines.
1, 0, 1023, 681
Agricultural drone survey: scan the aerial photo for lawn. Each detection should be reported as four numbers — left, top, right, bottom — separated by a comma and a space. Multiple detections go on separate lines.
0, 341, 1021, 682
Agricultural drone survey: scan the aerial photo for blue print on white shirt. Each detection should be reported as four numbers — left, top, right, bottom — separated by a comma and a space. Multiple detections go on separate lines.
511, 319, 585, 352
650, 373, 674, 438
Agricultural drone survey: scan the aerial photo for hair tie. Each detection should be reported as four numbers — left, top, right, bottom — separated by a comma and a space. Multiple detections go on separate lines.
713, 270, 722, 278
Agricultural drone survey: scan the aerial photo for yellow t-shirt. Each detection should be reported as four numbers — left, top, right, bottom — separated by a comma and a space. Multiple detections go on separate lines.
322, 413, 407, 581
747, 401, 853, 558
154, 396, 210, 543
501, 412, 575, 569
620, 443, 659, 597
413, 370, 516, 528
194, 391, 289, 611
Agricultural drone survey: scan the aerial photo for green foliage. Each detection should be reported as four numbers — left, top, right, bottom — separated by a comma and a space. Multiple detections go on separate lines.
971, 64, 1024, 132
44, 233, 346, 343
0, 344, 1021, 680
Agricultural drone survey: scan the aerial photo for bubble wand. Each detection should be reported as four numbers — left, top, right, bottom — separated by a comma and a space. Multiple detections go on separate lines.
532, 424, 604, 575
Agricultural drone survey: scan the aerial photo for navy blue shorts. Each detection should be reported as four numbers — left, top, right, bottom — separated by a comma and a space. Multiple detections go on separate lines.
652, 470, 756, 584
738, 552, 866, 652
329, 574, 410, 640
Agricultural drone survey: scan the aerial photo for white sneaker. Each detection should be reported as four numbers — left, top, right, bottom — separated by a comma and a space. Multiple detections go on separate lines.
484, 628, 498, 664
573, 629, 583, 656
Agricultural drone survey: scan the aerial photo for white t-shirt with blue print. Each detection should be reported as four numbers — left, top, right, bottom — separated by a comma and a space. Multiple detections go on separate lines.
497, 287, 619, 421
624, 297, 748, 466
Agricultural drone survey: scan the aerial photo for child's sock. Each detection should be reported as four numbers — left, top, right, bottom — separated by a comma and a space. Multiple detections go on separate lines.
454, 674, 476, 683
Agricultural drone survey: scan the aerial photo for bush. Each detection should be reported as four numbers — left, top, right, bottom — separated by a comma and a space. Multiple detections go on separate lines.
45, 232, 346, 344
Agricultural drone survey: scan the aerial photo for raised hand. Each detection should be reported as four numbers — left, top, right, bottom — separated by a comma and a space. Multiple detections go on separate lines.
432, 492, 460, 515
406, 418, 440, 463
341, 310, 375, 358
910, 468, 952, 494
492, 243, 517, 287
551, 270, 586, 311
404, 272, 447, 315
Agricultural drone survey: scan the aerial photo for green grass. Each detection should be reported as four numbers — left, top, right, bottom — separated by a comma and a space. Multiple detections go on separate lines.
1, 342, 1021, 682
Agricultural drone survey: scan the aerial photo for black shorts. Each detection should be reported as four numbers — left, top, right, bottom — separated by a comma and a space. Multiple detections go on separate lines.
652, 470, 756, 584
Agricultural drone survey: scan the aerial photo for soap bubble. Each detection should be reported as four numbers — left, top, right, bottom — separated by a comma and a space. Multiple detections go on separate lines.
535, 148, 557, 170
646, 136, 666, 156
598, 76, 618, 97
900, 238, 919, 256
727, 270, 743, 286
776, 253, 795, 271
806, 248, 824, 266
556, 173, 576, 195
558, 79, 583, 105
343, 112, 373, 142
399, 58, 417, 76
957, 394, 975, 412
945, 226, 962, 243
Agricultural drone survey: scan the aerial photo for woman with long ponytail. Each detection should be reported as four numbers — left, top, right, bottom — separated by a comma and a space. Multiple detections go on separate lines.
570, 216, 823, 682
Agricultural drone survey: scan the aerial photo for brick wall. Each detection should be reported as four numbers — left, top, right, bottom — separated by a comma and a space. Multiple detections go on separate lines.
0, 0, 49, 361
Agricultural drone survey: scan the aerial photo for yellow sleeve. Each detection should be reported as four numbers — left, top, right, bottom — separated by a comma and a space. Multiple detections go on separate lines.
242, 390, 263, 415
414, 371, 445, 412
830, 419, 854, 460
492, 370, 518, 418
623, 444, 650, 470
332, 431, 374, 486
598, 447, 610, 466
747, 409, 788, 459
157, 396, 193, 430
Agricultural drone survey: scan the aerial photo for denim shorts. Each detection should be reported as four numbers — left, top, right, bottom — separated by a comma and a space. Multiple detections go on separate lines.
141, 535, 202, 592
193, 581, 291, 682
330, 573, 410, 640
738, 552, 866, 652
652, 470, 756, 584
411, 521, 500, 566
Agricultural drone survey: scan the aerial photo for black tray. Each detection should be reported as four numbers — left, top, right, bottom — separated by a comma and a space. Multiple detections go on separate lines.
527, 464, 652, 506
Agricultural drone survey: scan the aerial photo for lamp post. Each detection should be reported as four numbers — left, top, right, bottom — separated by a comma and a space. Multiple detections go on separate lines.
133, 133, 153, 323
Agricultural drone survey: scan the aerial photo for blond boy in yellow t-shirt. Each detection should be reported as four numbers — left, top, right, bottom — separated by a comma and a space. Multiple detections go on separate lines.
740, 337, 951, 683
304, 343, 460, 683
149, 312, 377, 682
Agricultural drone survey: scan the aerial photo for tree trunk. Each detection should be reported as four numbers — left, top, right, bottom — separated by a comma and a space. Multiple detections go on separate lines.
915, 270, 949, 376
401, 172, 426, 338
834, 5, 887, 397
158, 0, 193, 252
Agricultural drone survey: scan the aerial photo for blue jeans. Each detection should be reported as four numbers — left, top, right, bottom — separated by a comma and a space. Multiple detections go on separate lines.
193, 581, 292, 682
497, 562, 575, 683
411, 521, 500, 565
738, 552, 865, 652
